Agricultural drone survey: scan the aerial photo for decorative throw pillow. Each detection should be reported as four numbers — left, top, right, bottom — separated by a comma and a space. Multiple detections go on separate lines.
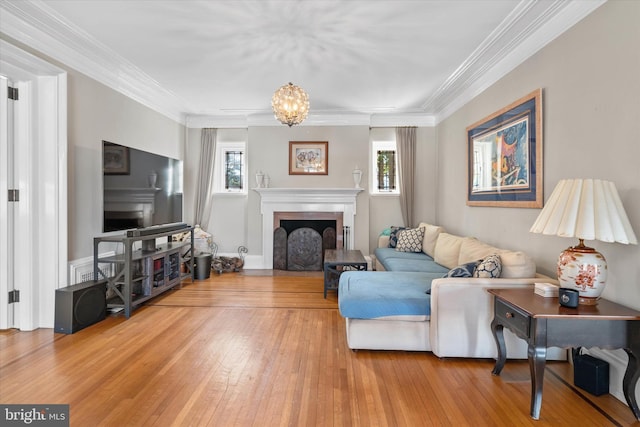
442, 260, 480, 278
395, 227, 425, 253
388, 226, 407, 248
474, 254, 502, 278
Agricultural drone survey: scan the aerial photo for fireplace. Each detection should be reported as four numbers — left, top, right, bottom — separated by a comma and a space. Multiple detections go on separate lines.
273, 215, 338, 271
255, 188, 362, 269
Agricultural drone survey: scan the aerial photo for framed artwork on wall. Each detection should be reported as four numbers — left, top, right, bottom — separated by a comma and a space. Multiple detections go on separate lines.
103, 142, 130, 175
466, 89, 543, 208
289, 141, 328, 175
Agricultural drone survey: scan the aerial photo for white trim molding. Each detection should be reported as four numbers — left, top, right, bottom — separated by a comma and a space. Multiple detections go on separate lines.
431, 0, 606, 123
254, 188, 363, 269
0, 0, 605, 128
0, 40, 68, 330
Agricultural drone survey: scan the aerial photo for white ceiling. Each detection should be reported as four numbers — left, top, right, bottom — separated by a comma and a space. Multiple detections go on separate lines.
0, 0, 604, 126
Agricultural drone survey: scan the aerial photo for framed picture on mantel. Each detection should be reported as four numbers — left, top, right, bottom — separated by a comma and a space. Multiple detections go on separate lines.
289, 141, 328, 175
466, 89, 543, 208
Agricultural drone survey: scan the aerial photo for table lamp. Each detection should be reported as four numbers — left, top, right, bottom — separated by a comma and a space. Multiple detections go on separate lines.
530, 179, 637, 305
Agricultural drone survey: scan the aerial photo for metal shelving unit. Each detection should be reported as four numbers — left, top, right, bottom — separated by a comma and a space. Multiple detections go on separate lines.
93, 225, 194, 318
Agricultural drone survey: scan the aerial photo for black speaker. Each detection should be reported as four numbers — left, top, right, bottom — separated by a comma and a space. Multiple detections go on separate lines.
574, 352, 609, 396
54, 280, 107, 334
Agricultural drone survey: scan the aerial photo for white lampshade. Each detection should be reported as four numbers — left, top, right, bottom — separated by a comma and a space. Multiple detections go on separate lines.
530, 179, 637, 244
530, 179, 637, 305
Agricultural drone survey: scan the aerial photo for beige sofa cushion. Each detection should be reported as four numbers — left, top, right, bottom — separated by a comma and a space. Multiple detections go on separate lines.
433, 233, 464, 269
458, 237, 536, 278
497, 250, 536, 278
418, 222, 444, 258
458, 237, 499, 264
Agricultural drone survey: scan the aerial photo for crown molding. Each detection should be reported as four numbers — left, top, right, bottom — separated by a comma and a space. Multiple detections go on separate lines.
186, 115, 248, 129
0, 0, 188, 124
0, 39, 65, 79
428, 0, 606, 124
186, 111, 435, 128
1, 0, 605, 128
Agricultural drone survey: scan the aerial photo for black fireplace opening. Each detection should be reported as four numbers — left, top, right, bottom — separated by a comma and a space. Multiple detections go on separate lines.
274, 219, 337, 271
280, 220, 336, 236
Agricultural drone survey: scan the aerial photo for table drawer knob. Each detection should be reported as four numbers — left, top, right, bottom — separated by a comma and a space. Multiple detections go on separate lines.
506, 312, 514, 319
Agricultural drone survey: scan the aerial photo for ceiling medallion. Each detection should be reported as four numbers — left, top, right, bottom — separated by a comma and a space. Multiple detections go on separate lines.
271, 82, 310, 127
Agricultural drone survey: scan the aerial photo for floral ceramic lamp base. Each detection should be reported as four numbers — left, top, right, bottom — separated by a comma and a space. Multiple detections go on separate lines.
557, 239, 607, 305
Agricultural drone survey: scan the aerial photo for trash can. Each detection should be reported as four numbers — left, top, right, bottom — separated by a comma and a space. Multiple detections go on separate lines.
195, 254, 212, 280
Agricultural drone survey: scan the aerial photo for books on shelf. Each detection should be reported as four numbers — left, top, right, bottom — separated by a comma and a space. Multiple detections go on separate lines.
534, 282, 559, 297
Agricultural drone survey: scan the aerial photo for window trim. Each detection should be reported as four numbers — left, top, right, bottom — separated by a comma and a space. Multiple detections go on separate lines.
213, 141, 247, 195
370, 139, 399, 195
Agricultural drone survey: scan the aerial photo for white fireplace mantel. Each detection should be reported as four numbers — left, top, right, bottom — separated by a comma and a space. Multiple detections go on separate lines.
254, 188, 363, 269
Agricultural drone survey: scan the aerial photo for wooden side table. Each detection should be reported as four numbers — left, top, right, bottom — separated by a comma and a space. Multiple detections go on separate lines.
488, 288, 640, 420
323, 249, 367, 298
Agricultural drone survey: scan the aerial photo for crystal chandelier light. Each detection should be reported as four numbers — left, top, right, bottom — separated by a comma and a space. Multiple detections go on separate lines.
271, 82, 309, 126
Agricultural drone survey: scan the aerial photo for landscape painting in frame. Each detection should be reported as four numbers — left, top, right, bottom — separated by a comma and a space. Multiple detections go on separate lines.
289, 141, 328, 175
466, 89, 542, 207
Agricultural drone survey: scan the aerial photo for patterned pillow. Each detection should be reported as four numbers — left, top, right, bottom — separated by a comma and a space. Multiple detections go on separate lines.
442, 261, 480, 278
388, 226, 406, 248
474, 254, 502, 278
395, 227, 425, 253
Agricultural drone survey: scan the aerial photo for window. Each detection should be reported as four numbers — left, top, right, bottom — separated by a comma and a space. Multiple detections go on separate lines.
214, 142, 247, 194
371, 139, 398, 194
224, 150, 243, 190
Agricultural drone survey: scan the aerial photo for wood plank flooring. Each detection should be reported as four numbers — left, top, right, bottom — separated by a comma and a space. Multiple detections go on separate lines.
1, 272, 638, 426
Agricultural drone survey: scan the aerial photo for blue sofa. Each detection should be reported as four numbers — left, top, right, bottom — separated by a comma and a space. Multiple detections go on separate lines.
338, 223, 565, 360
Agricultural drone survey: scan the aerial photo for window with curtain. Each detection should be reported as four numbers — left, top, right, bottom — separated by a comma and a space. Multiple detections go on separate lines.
371, 140, 399, 194
214, 141, 247, 194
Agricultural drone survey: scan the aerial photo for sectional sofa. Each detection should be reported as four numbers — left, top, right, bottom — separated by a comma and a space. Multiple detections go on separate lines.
338, 223, 565, 360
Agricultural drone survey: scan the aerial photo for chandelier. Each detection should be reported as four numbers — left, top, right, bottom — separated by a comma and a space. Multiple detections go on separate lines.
271, 82, 309, 126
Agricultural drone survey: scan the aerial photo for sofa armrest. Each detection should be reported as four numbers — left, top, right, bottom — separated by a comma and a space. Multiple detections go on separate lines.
429, 275, 557, 359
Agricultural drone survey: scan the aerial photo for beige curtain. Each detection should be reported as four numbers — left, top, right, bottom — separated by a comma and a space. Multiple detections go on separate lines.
396, 127, 416, 228
194, 128, 216, 231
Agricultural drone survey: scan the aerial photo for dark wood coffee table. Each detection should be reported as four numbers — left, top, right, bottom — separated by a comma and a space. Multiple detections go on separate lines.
323, 249, 367, 298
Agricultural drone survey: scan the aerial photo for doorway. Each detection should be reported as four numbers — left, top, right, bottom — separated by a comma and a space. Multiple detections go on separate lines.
0, 40, 68, 330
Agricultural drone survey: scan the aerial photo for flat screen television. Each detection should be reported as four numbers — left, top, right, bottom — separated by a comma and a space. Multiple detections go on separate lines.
102, 140, 184, 234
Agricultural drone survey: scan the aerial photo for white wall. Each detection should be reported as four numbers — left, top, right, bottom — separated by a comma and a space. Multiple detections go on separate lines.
184, 128, 249, 254
436, 0, 639, 307
67, 71, 185, 259
187, 125, 375, 255
186, 125, 439, 257
0, 35, 186, 264
435, 0, 640, 404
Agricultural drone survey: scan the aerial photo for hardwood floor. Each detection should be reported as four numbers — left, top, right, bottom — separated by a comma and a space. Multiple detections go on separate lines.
1, 272, 638, 426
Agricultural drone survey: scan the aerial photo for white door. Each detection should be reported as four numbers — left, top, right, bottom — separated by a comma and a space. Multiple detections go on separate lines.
0, 41, 68, 330
0, 77, 14, 329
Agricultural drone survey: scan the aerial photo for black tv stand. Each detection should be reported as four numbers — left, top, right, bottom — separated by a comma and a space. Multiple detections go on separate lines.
94, 225, 194, 318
